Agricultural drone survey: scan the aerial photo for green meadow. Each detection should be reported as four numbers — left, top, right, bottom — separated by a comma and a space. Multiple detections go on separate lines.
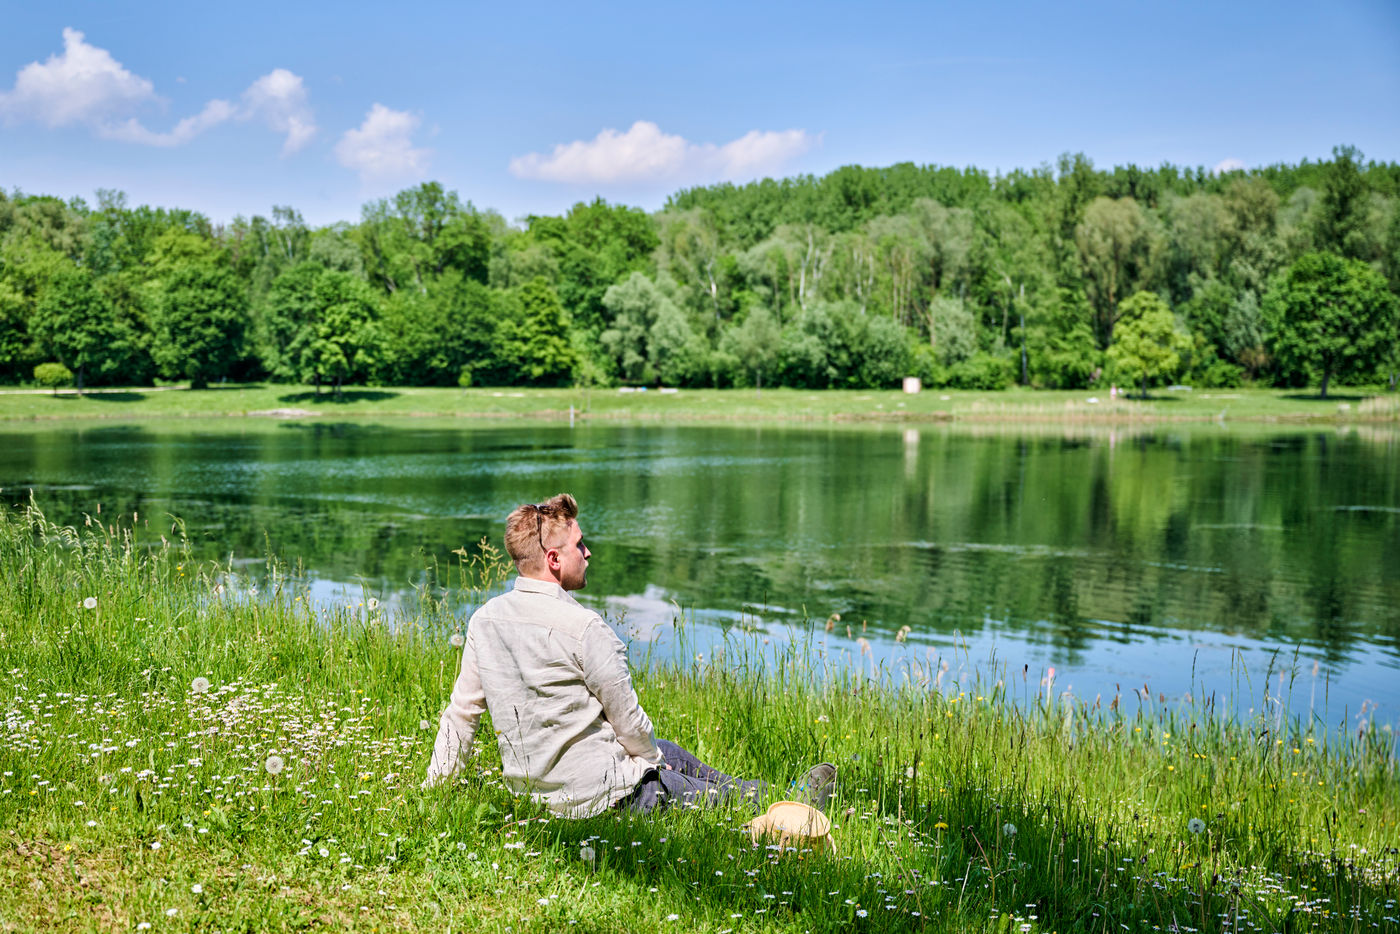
1, 383, 1398, 426
1, 503, 1396, 933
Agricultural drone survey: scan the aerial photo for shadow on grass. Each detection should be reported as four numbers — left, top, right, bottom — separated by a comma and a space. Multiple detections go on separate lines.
277, 390, 401, 404
54, 391, 147, 402
1280, 392, 1371, 402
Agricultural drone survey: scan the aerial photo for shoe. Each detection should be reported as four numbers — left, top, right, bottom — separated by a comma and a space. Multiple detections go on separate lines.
798, 762, 836, 809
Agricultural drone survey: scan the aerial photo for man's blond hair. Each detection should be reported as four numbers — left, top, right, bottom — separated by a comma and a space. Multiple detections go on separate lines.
504, 493, 579, 572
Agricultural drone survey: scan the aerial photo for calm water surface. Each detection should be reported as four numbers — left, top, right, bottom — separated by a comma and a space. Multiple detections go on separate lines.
3, 419, 1397, 728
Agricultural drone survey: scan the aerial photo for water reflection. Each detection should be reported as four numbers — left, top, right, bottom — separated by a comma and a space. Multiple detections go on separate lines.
1, 418, 1396, 724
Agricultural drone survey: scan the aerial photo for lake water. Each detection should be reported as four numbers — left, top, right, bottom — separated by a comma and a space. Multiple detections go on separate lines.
3, 419, 1397, 730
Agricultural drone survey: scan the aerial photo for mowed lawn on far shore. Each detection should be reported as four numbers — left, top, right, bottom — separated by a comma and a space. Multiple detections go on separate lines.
0, 383, 1398, 425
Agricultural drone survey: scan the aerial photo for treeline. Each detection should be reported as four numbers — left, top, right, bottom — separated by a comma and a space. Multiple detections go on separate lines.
2, 146, 1398, 395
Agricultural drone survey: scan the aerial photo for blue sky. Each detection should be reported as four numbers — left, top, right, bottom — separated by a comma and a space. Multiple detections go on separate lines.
1, 0, 1397, 227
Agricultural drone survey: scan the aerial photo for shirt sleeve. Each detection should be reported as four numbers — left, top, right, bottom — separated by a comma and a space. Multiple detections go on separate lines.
423, 629, 487, 786
578, 618, 663, 766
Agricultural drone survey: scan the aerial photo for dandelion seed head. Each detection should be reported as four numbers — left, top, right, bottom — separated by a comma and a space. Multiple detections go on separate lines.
420, 720, 431, 731
191, 677, 210, 694
368, 598, 380, 610
580, 845, 596, 862
449, 633, 465, 648
1002, 822, 1017, 838
1188, 817, 1206, 834
265, 755, 285, 776
82, 597, 97, 610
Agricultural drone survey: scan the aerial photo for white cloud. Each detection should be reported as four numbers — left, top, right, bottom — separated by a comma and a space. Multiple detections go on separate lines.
242, 68, 316, 154
334, 104, 430, 181
0, 27, 154, 127
0, 29, 313, 153
1212, 157, 1246, 175
508, 121, 816, 185
100, 99, 235, 147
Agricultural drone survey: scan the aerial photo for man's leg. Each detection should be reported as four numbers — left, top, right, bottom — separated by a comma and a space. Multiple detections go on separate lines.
656, 739, 767, 802
615, 743, 767, 813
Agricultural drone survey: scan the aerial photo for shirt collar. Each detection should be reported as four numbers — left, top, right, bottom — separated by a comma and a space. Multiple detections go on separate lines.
513, 575, 583, 607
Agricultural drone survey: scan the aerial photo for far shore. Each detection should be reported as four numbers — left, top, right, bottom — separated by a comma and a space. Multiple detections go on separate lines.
0, 383, 1397, 426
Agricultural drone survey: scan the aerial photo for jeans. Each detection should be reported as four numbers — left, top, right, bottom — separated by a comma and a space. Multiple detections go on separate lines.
614, 739, 768, 813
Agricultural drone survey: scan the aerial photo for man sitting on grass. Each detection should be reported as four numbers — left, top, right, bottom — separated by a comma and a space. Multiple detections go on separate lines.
423, 492, 835, 817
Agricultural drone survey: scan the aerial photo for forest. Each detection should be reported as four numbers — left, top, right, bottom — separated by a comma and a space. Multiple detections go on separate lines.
2, 145, 1398, 397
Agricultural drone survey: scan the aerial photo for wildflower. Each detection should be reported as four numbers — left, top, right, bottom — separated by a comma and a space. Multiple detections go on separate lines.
137, 924, 151, 931
319, 847, 330, 858
856, 908, 868, 917
666, 915, 679, 922
191, 677, 210, 694
83, 597, 97, 610
190, 884, 202, 894
537, 898, 550, 907
450, 633, 466, 648
579, 845, 596, 863
1188, 817, 1205, 835
420, 720, 432, 731
265, 755, 285, 776
934, 821, 948, 830
150, 841, 161, 850
165, 908, 178, 918
466, 852, 478, 861
1002, 822, 1017, 838
816, 715, 829, 723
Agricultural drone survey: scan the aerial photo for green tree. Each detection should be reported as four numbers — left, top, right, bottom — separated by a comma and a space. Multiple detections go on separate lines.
33, 362, 72, 394
294, 271, 380, 395
526, 199, 659, 341
1106, 291, 1191, 398
720, 307, 781, 390
600, 273, 672, 383
357, 183, 493, 294
1316, 145, 1369, 260
151, 264, 248, 389
499, 278, 574, 385
1026, 289, 1100, 389
30, 268, 119, 392
1262, 251, 1399, 397
0, 281, 37, 383
1075, 196, 1160, 348
923, 295, 977, 368
650, 298, 709, 386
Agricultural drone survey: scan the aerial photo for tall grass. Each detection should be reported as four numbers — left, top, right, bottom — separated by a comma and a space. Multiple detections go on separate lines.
1, 503, 1395, 932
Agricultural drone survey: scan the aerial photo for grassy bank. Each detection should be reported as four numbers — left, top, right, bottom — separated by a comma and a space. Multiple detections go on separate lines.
0, 383, 1398, 426
1, 506, 1396, 933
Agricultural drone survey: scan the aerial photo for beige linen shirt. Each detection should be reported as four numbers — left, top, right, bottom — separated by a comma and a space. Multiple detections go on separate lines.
424, 576, 663, 817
